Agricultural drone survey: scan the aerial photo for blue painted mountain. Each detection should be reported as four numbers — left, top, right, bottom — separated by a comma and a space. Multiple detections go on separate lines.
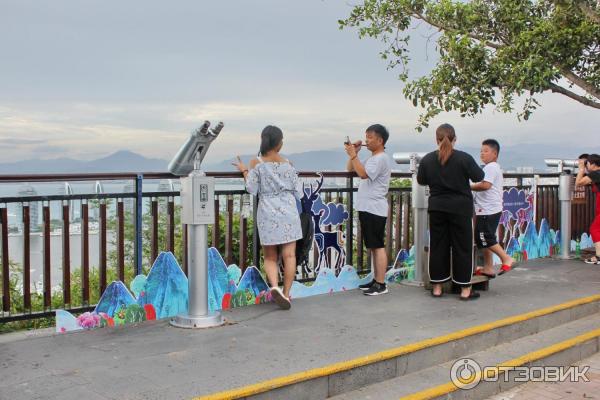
227, 265, 242, 286
236, 266, 269, 297
137, 251, 188, 319
393, 248, 410, 267
521, 221, 541, 259
502, 218, 558, 259
537, 219, 554, 256
290, 265, 371, 298
208, 247, 232, 311
55, 309, 83, 333
506, 236, 521, 256
572, 233, 593, 250
130, 275, 147, 298
94, 281, 136, 317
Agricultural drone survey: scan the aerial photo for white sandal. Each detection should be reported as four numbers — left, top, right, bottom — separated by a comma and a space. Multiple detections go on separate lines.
270, 287, 291, 310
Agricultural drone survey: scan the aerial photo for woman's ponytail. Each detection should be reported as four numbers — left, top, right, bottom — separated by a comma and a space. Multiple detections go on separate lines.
435, 124, 456, 166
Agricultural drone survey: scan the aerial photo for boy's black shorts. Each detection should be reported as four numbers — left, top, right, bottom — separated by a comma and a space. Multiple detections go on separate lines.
358, 211, 387, 249
475, 212, 502, 249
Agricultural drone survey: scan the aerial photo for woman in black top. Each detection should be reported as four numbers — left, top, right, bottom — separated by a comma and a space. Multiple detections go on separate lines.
417, 124, 485, 300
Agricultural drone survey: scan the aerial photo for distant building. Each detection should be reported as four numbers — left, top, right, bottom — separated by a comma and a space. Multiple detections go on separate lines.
90, 181, 104, 220
516, 166, 535, 174
58, 182, 76, 221
157, 179, 175, 214
16, 184, 40, 232
122, 182, 135, 215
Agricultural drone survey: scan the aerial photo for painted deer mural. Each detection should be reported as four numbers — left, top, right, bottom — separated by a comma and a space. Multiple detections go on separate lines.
301, 174, 348, 276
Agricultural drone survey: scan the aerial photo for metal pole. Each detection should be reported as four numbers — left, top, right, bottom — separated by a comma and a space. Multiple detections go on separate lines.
135, 174, 143, 275
187, 224, 210, 317
409, 175, 428, 286
252, 194, 260, 268
558, 172, 573, 259
171, 168, 223, 329
401, 154, 427, 287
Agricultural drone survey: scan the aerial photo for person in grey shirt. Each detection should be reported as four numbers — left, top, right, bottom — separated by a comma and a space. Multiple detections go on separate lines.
345, 124, 392, 296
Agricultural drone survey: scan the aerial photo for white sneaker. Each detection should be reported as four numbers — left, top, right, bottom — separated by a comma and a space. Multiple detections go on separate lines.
270, 287, 291, 310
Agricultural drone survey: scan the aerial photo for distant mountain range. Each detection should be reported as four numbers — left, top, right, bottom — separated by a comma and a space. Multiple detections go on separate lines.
0, 144, 590, 174
0, 150, 169, 174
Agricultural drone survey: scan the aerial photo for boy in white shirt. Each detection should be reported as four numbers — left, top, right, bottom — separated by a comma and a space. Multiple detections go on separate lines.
471, 139, 515, 277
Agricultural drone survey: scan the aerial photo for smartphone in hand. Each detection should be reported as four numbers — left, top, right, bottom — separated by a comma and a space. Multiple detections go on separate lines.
344, 136, 351, 145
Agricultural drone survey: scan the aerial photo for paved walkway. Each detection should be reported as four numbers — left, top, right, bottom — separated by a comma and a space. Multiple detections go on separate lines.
486, 352, 600, 399
1, 258, 600, 400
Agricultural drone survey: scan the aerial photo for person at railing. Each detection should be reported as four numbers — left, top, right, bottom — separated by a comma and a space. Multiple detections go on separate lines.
575, 154, 600, 265
232, 125, 303, 310
471, 139, 515, 278
345, 124, 392, 296
417, 123, 484, 300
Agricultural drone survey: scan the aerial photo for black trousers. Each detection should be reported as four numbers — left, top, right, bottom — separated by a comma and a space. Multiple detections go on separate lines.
428, 211, 474, 286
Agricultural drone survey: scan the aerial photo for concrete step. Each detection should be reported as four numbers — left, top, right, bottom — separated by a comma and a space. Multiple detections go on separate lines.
200, 294, 600, 400
330, 313, 600, 400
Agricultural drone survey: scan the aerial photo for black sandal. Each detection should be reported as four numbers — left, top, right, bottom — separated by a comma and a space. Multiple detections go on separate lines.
459, 291, 480, 301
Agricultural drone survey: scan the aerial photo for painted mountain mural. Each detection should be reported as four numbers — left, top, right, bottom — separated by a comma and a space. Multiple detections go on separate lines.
94, 281, 136, 316
137, 252, 188, 319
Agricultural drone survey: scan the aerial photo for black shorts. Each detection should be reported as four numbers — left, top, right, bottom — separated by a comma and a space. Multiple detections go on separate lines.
358, 211, 387, 249
475, 212, 501, 249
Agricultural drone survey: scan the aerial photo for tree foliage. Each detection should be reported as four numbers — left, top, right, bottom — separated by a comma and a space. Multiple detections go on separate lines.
339, 0, 600, 130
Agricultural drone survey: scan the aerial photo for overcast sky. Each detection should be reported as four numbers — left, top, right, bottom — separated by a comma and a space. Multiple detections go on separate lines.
1, 0, 598, 166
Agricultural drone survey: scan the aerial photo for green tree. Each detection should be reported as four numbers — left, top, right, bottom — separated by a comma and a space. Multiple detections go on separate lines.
390, 178, 412, 188
340, 0, 600, 130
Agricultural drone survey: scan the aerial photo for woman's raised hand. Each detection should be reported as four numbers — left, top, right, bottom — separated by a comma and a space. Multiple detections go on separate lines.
232, 155, 247, 172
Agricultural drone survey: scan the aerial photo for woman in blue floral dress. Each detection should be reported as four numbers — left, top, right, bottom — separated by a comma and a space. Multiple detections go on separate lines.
233, 125, 303, 309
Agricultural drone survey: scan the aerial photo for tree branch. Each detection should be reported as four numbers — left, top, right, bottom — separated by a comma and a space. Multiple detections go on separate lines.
578, 2, 600, 25
559, 67, 600, 100
414, 9, 600, 102
414, 12, 502, 49
549, 82, 600, 108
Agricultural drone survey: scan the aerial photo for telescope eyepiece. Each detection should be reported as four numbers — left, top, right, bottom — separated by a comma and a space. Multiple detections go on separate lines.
194, 121, 211, 137
209, 121, 224, 137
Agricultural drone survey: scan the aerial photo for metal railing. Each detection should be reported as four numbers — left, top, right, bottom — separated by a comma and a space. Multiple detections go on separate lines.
0, 171, 595, 323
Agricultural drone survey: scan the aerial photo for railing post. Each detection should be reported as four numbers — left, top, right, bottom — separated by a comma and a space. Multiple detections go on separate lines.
42, 202, 51, 310
22, 204, 31, 310
252, 195, 260, 268
81, 200, 89, 305
1, 206, 10, 313
117, 200, 125, 282
99, 199, 107, 295
345, 176, 353, 267
135, 174, 143, 275
62, 200, 71, 306
559, 171, 573, 259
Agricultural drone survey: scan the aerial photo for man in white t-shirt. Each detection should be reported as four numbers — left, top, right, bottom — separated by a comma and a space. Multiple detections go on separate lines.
344, 124, 392, 296
471, 139, 515, 278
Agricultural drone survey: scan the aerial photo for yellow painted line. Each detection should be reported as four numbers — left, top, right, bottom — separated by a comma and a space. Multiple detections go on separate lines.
194, 294, 600, 400
399, 327, 600, 400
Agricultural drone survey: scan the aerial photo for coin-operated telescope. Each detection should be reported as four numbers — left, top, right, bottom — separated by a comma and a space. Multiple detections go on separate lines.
169, 121, 225, 329
393, 152, 428, 286
544, 158, 581, 260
